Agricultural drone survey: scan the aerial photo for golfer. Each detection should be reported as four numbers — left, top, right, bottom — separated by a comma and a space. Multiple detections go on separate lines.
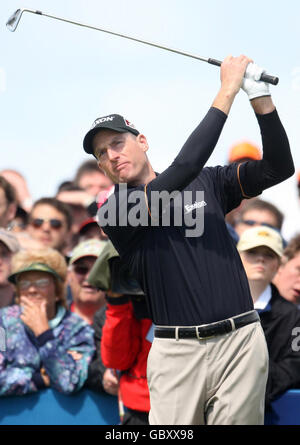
83, 55, 294, 425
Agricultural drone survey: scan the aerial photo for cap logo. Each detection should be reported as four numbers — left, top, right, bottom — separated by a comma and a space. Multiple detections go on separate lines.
92, 116, 115, 128
258, 231, 271, 237
123, 118, 136, 130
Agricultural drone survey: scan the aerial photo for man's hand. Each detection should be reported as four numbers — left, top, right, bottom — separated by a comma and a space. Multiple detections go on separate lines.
220, 55, 253, 96
40, 367, 50, 387
241, 63, 271, 100
102, 369, 119, 396
68, 350, 83, 361
212, 54, 252, 115
20, 297, 50, 337
56, 190, 94, 208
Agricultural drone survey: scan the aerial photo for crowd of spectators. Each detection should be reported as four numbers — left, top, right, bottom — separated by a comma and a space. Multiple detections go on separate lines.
0, 142, 300, 424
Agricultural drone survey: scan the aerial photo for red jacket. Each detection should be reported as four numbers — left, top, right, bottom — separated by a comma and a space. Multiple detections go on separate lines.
101, 299, 152, 412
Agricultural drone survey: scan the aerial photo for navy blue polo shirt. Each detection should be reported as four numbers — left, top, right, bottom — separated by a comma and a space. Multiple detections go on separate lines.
100, 107, 294, 326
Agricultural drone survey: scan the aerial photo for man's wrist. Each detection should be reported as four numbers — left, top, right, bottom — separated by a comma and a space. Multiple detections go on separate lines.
212, 87, 237, 116
250, 96, 275, 114
34, 324, 51, 341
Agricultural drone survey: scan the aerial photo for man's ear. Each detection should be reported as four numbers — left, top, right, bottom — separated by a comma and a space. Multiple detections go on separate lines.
6, 202, 17, 224
97, 161, 106, 175
137, 134, 149, 153
276, 256, 287, 276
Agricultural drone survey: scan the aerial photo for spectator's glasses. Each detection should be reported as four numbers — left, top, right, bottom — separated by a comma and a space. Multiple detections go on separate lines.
17, 277, 52, 290
30, 218, 64, 230
73, 265, 91, 276
239, 219, 276, 230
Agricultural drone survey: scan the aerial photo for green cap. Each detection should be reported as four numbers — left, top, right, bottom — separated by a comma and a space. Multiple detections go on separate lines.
8, 262, 62, 284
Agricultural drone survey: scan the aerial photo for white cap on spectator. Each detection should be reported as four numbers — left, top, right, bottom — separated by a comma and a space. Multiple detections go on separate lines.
0, 229, 20, 253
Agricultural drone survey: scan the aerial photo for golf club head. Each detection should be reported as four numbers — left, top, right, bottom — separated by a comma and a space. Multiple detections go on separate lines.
6, 9, 23, 32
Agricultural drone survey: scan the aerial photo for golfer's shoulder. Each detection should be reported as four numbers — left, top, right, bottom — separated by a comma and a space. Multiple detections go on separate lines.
203, 163, 240, 182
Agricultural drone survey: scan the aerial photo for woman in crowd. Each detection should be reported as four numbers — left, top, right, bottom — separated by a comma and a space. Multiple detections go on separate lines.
0, 248, 95, 396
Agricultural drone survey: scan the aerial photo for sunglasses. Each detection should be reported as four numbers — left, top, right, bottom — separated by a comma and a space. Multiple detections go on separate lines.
30, 218, 64, 230
73, 265, 91, 276
17, 277, 52, 290
239, 219, 276, 230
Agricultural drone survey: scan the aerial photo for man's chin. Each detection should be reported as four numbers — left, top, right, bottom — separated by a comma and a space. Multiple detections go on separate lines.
79, 290, 102, 302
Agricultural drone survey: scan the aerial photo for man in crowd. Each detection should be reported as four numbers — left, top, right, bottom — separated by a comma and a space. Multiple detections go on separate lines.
0, 169, 33, 213
82, 55, 294, 424
0, 176, 17, 229
237, 226, 300, 408
0, 229, 20, 308
78, 218, 105, 242
225, 141, 262, 230
75, 160, 113, 197
27, 197, 72, 255
56, 160, 113, 219
227, 140, 262, 164
233, 198, 284, 237
68, 238, 107, 324
273, 234, 300, 307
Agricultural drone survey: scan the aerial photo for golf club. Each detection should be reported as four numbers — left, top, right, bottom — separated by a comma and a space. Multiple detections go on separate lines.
6, 8, 279, 85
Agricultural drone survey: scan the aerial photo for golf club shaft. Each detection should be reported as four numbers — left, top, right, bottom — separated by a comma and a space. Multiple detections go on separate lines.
36, 10, 210, 63
9, 9, 279, 85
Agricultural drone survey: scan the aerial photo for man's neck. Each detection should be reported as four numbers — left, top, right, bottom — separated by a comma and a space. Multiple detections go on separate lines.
72, 300, 105, 324
248, 280, 269, 303
0, 284, 15, 309
129, 164, 156, 187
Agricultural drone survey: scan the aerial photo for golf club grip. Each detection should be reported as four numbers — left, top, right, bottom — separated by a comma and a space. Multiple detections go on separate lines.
260, 73, 279, 86
207, 58, 279, 85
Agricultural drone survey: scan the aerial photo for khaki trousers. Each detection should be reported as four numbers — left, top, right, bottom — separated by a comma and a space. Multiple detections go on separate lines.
147, 320, 268, 425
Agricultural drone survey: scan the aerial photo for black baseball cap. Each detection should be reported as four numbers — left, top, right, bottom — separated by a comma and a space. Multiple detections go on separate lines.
83, 114, 140, 155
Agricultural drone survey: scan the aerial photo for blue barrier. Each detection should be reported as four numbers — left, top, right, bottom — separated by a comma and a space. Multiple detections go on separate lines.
0, 388, 120, 425
265, 390, 300, 425
0, 388, 299, 425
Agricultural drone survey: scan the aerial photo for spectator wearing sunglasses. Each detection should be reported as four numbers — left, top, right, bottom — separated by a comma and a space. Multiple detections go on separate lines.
27, 198, 72, 254
68, 239, 107, 325
233, 198, 284, 238
0, 247, 95, 396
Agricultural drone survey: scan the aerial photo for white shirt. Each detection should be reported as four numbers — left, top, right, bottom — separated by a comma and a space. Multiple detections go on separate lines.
254, 285, 272, 312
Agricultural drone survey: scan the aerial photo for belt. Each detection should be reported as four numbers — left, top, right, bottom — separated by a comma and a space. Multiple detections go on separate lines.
154, 310, 259, 340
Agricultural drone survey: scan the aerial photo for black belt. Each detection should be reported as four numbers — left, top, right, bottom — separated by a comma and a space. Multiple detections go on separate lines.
154, 310, 259, 340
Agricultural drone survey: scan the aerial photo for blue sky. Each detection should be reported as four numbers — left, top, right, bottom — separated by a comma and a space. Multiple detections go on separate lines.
1, 0, 300, 239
